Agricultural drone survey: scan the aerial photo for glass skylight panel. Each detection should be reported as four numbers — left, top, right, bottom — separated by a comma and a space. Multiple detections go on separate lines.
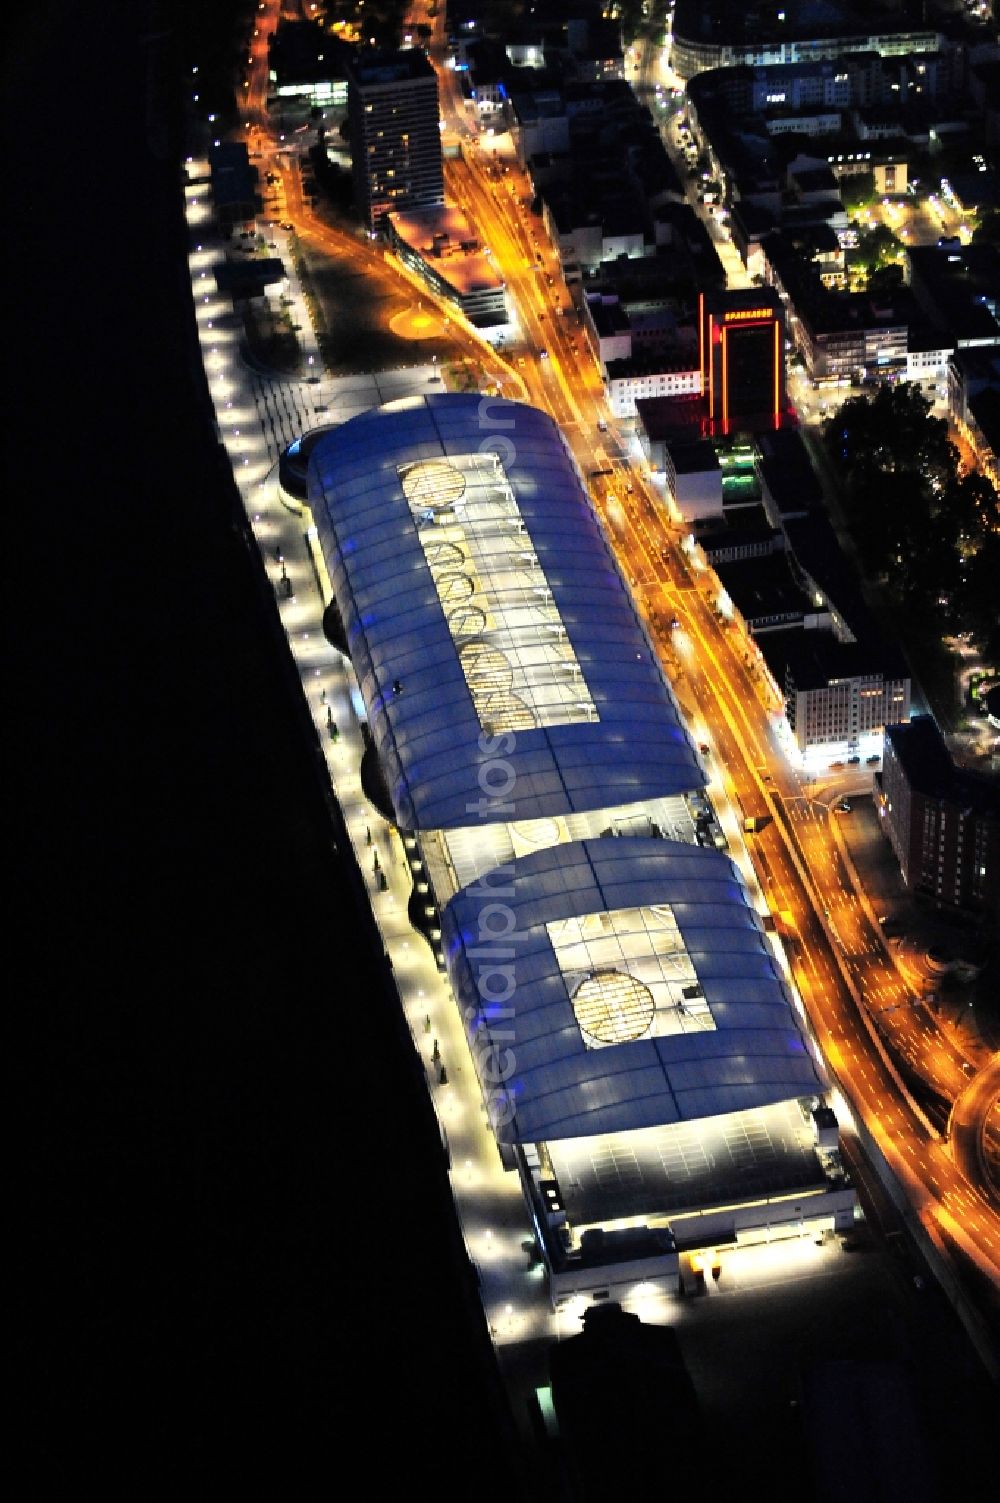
399, 454, 599, 734
547, 903, 717, 1046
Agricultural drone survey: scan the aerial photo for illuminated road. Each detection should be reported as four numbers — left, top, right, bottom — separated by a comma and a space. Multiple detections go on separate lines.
423, 29, 1000, 1292
237, 0, 1000, 1299
950, 1055, 1000, 1210
794, 787, 978, 1102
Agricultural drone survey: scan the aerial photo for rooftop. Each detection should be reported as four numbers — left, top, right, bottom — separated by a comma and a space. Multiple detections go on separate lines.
673, 0, 936, 49
905, 243, 1000, 345
442, 837, 824, 1143
268, 19, 352, 86
308, 395, 705, 830
606, 349, 701, 382
730, 201, 777, 239
549, 1096, 830, 1226
213, 258, 285, 298
388, 203, 504, 297
636, 395, 712, 442
789, 166, 840, 196
756, 427, 823, 512
715, 553, 817, 629
782, 512, 879, 637
589, 301, 631, 338
207, 142, 257, 209
345, 46, 436, 89
509, 88, 567, 124
669, 439, 720, 475
885, 716, 1000, 814
763, 628, 906, 693
967, 384, 1000, 454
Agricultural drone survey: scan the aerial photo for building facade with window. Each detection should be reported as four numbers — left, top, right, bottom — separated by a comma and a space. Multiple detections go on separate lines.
756, 630, 910, 760
346, 48, 444, 231
387, 204, 507, 325
699, 289, 786, 435
878, 717, 999, 913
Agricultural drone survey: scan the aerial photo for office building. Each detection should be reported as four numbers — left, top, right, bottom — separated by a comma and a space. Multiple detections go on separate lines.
765, 631, 911, 760
268, 20, 351, 107
662, 439, 723, 525
699, 289, 785, 436
670, 3, 940, 84
878, 717, 999, 913
387, 204, 507, 326
345, 48, 444, 231
605, 352, 701, 420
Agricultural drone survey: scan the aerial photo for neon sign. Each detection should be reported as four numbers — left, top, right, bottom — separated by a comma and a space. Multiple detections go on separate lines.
723, 308, 774, 322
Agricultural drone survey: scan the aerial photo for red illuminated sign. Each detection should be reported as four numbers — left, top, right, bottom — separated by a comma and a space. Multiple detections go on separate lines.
723, 308, 774, 322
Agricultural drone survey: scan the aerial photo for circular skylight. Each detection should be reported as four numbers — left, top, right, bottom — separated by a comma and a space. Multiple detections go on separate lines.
400, 458, 466, 512
572, 968, 655, 1046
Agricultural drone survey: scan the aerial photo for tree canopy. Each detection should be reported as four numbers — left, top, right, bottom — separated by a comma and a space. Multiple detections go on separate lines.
823, 382, 999, 664
854, 222, 903, 272
971, 208, 1000, 249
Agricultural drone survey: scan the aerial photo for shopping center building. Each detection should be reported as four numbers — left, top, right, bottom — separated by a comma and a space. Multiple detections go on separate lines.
305, 393, 856, 1302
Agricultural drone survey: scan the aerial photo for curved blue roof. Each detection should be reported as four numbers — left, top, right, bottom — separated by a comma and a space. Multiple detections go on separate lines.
441, 838, 825, 1143
308, 394, 705, 830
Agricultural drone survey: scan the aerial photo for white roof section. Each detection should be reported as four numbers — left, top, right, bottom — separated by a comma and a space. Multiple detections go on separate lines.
441, 838, 825, 1143
388, 204, 504, 296
308, 393, 705, 830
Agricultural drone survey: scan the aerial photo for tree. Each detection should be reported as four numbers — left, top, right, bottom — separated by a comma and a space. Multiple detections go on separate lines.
855, 222, 903, 271
898, 510, 963, 622
840, 171, 875, 217
945, 469, 1000, 553
866, 263, 903, 296
972, 208, 1000, 248
824, 382, 954, 492
823, 382, 998, 652
954, 529, 1000, 666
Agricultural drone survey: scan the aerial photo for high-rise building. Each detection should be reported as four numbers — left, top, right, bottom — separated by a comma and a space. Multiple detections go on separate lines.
345, 48, 444, 232
699, 288, 785, 436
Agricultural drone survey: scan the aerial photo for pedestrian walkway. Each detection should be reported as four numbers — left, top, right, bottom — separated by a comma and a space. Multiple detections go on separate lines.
183, 166, 626, 1423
